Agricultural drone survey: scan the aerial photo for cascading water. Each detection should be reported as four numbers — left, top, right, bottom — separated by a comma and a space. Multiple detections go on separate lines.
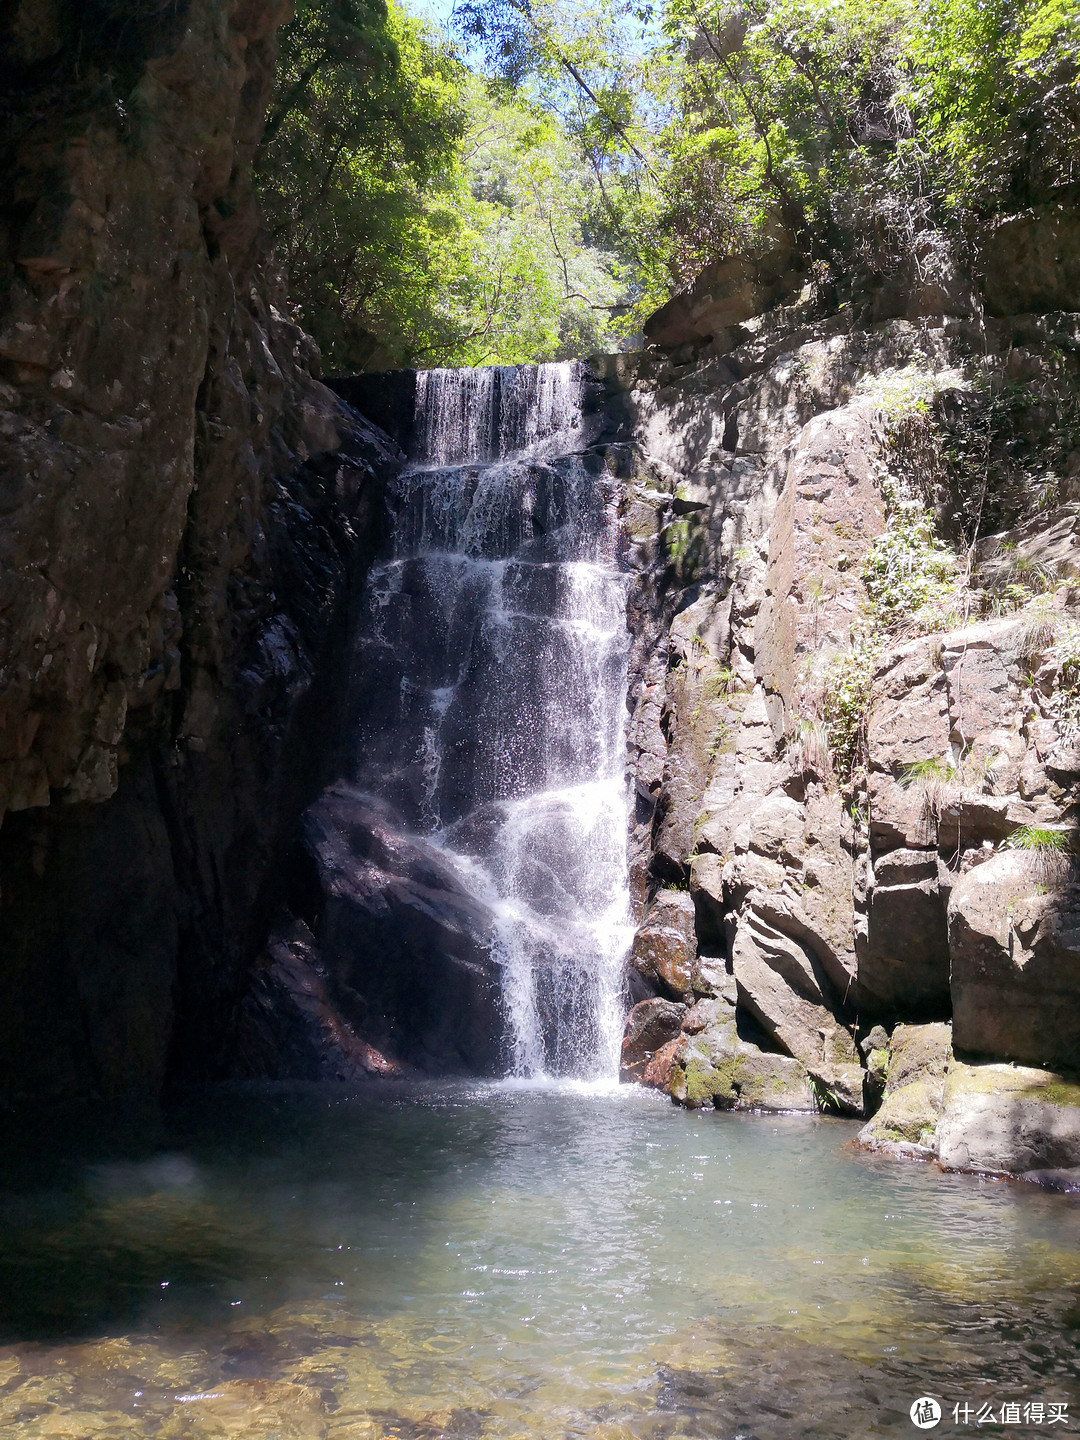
350, 361, 633, 1079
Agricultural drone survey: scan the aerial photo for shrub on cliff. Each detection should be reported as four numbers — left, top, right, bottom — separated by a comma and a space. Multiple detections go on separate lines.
656, 0, 1079, 288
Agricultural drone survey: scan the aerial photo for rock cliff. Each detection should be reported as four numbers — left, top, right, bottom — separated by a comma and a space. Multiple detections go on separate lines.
0, 0, 398, 1103
609, 266, 1080, 1185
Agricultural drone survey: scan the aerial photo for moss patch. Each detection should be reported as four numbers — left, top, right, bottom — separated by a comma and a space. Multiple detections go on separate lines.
946, 1061, 1080, 1111
863, 1077, 944, 1146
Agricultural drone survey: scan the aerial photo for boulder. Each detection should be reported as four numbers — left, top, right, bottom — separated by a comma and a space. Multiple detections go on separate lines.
303, 784, 506, 1074
856, 1023, 952, 1157
644, 237, 806, 350
620, 997, 686, 1081
690, 851, 728, 948
937, 1062, 1080, 1181
628, 889, 698, 998
948, 852, 1080, 1073
977, 507, 1080, 591
731, 906, 864, 1114
651, 653, 741, 877
871, 243, 976, 321
866, 639, 952, 848
754, 402, 885, 718
642, 1035, 686, 1091
719, 788, 861, 1003
939, 622, 1022, 761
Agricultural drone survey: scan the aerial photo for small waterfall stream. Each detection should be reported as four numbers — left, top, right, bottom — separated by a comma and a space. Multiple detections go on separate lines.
350, 362, 633, 1079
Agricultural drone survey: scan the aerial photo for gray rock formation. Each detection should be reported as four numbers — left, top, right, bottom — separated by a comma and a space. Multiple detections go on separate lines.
620, 997, 685, 1082
614, 279, 1080, 1175
937, 1063, 1080, 1185
644, 226, 807, 349
858, 1025, 1080, 1187
647, 980, 817, 1113
948, 853, 1080, 1072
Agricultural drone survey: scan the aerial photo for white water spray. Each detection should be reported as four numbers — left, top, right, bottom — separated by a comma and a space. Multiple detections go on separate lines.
351, 362, 633, 1079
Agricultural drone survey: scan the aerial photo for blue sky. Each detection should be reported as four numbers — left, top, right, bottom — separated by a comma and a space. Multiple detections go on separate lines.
407, 0, 459, 36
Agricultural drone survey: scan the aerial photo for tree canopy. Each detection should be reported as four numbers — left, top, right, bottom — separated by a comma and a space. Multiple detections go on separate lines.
255, 0, 1080, 372
256, 0, 629, 370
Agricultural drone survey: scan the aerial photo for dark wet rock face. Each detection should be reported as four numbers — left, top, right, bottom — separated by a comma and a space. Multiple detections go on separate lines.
0, 0, 398, 1103
620, 997, 685, 1082
232, 778, 510, 1078
299, 787, 505, 1075
234, 918, 403, 1084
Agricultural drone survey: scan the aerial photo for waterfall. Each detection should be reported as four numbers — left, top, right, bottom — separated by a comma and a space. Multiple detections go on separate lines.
350, 362, 633, 1079
410, 361, 588, 467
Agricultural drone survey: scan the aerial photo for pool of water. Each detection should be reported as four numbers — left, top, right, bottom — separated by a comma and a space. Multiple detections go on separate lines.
0, 1081, 1076, 1438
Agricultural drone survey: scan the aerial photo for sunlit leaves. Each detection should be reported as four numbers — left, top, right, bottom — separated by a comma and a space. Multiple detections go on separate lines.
258, 1, 627, 368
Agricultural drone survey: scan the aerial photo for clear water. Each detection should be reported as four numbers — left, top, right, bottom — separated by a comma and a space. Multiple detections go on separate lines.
0, 1084, 1077, 1438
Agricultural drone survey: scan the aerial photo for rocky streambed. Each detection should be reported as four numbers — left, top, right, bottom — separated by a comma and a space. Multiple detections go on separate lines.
0, 1083, 1076, 1440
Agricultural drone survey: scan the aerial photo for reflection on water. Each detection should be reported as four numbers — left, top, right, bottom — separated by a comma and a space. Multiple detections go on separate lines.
0, 1082, 1077, 1437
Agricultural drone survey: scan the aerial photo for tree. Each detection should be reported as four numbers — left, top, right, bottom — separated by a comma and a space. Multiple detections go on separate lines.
256, 0, 631, 369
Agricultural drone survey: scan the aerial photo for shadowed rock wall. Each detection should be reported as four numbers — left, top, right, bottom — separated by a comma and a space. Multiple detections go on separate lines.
0, 0, 399, 1103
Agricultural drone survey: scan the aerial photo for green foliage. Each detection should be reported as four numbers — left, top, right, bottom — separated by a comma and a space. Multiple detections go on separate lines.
1019, 609, 1058, 662
860, 497, 958, 633
821, 646, 876, 781
653, 0, 1078, 283
702, 665, 738, 700
1045, 623, 1080, 730
1004, 825, 1073, 853
658, 0, 920, 278
258, 0, 1078, 366
807, 1073, 842, 1114
790, 716, 831, 778
899, 755, 962, 823
950, 366, 1080, 540
1008, 555, 1058, 593
257, 0, 628, 368
900, 757, 956, 787
455, 0, 673, 333
906, 0, 1080, 214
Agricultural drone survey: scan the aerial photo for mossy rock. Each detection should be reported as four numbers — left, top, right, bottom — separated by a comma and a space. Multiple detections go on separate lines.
859, 1076, 944, 1151
671, 1036, 815, 1113
937, 1062, 1080, 1176
887, 1022, 951, 1090
944, 1061, 1080, 1110
856, 1022, 953, 1156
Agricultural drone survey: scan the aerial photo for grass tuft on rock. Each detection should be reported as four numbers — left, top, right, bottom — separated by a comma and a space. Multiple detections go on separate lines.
1004, 825, 1074, 854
